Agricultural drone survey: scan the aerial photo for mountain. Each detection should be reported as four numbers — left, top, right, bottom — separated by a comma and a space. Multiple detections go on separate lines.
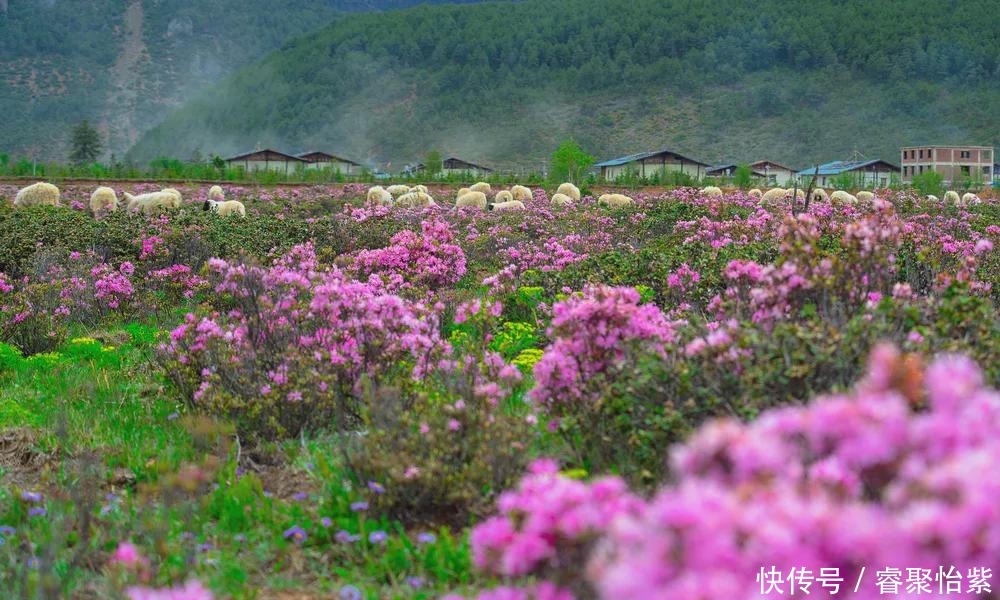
129, 0, 1000, 171
0, 0, 488, 161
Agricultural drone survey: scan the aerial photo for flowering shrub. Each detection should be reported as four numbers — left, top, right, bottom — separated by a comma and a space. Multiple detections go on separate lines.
350, 220, 466, 295
460, 345, 1000, 599
160, 243, 450, 439
530, 285, 680, 407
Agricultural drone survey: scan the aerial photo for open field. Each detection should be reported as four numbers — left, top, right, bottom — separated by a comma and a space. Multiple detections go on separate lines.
0, 182, 998, 598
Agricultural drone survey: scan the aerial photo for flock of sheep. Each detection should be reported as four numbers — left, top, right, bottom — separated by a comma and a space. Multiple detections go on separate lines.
10, 182, 247, 217
9, 180, 983, 220
701, 185, 982, 206
367, 181, 638, 211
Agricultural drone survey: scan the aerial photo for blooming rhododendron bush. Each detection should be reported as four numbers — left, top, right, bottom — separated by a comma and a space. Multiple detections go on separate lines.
0, 183, 997, 597
455, 345, 1000, 599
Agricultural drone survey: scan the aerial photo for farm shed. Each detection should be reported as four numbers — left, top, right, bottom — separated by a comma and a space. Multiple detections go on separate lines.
796, 159, 900, 188
225, 149, 308, 174
298, 151, 363, 174
594, 149, 709, 181
750, 160, 799, 187
442, 157, 493, 177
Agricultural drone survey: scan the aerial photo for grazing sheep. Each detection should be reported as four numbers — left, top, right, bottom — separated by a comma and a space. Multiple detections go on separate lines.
89, 186, 119, 214
943, 191, 960, 205
455, 191, 488, 210
556, 182, 580, 202
550, 193, 574, 207
367, 186, 393, 206
14, 182, 60, 208
489, 199, 526, 212
161, 188, 183, 204
511, 185, 532, 203
410, 185, 428, 194
926, 194, 939, 202
809, 188, 829, 203
203, 199, 246, 218
760, 188, 786, 204
748, 188, 763, 199
123, 191, 182, 214
598, 193, 635, 209
470, 182, 492, 195
857, 191, 874, 202
784, 188, 805, 201
830, 190, 857, 204
701, 185, 723, 197
494, 190, 514, 204
208, 185, 225, 201
395, 191, 436, 208
386, 184, 411, 197
962, 192, 981, 205
456, 187, 471, 198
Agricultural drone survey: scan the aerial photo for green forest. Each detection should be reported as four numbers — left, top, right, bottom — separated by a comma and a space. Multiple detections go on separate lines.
0, 0, 486, 161
129, 0, 1000, 169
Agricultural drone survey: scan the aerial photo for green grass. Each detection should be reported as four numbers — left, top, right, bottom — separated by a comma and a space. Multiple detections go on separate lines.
0, 327, 478, 598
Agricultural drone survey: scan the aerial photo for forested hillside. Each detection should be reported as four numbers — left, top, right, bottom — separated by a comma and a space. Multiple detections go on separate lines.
130, 0, 1000, 169
0, 0, 487, 160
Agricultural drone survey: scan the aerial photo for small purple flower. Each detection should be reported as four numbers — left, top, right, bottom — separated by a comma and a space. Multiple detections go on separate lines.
0, 526, 15, 537
20, 491, 42, 503
350, 501, 368, 512
335, 530, 360, 544
416, 532, 437, 545
366, 481, 385, 495
234, 534, 246, 543
339, 585, 363, 600
28, 507, 46, 517
167, 412, 179, 421
406, 576, 424, 589
283, 525, 307, 543
292, 492, 308, 501
368, 530, 387, 544
196, 542, 213, 553
320, 517, 332, 528
26, 556, 39, 570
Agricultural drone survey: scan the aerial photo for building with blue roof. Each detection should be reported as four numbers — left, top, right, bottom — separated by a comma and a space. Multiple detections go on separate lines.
796, 159, 900, 188
594, 149, 710, 181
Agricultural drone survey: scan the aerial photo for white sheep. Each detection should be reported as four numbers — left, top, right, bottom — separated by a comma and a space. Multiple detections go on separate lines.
830, 190, 857, 204
701, 185, 723, 197
748, 188, 763, 199
410, 184, 428, 194
760, 188, 786, 204
511, 185, 533, 203
123, 191, 182, 214
470, 182, 492, 195
856, 191, 874, 202
14, 182, 60, 208
598, 193, 635, 209
784, 188, 805, 201
926, 194, 939, 202
90, 186, 119, 214
490, 199, 526, 212
162, 188, 183, 204
550, 193, 574, 207
203, 199, 246, 218
556, 182, 580, 202
208, 185, 225, 201
943, 191, 960, 205
961, 192, 981, 205
395, 191, 436, 208
809, 188, 829, 203
456, 187, 471, 198
494, 190, 514, 204
386, 184, 411, 197
367, 186, 393, 206
455, 191, 488, 210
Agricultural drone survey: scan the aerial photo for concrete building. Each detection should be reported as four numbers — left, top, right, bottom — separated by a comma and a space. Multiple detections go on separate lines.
750, 160, 798, 187
225, 149, 307, 174
297, 151, 362, 174
796, 159, 900, 189
900, 145, 993, 185
594, 149, 709, 181
442, 157, 493, 177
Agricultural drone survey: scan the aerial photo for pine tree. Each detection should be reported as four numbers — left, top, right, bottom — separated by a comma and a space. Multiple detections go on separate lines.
69, 120, 102, 164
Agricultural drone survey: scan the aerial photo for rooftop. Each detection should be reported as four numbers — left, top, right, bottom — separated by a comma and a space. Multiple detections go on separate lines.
796, 159, 900, 176
594, 149, 709, 168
